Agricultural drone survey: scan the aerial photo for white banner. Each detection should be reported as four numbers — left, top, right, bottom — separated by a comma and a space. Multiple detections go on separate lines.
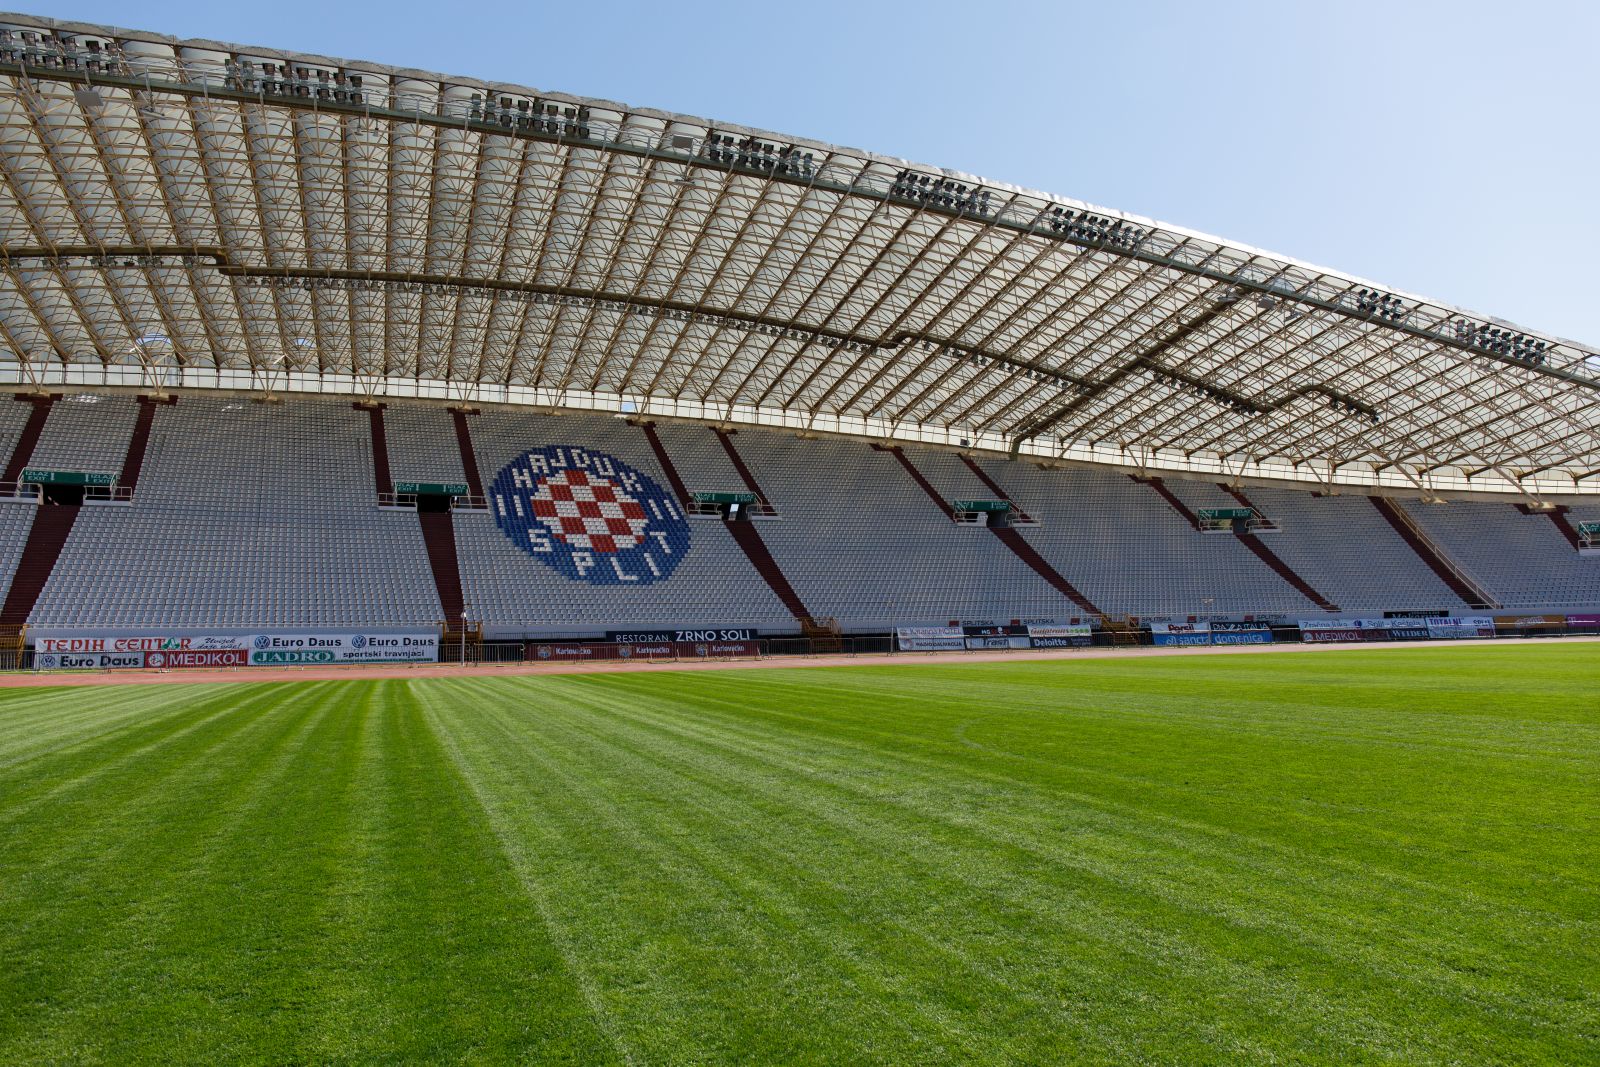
1424, 616, 1495, 639
1152, 621, 1212, 646
1027, 623, 1092, 639
248, 633, 439, 665
896, 626, 965, 652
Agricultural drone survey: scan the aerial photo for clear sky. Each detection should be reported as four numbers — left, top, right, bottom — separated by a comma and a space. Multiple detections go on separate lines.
31, 0, 1600, 347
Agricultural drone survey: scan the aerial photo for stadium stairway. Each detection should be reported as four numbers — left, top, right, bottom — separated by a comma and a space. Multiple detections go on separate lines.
1136, 475, 1339, 612
2, 393, 54, 482
1214, 482, 1339, 612
888, 446, 1101, 616
1517, 503, 1584, 552
452, 409, 486, 498
1369, 496, 1496, 610
0, 391, 135, 625
119, 395, 174, 492
418, 512, 466, 620
959, 455, 1035, 523
358, 402, 393, 495
0, 503, 78, 625
714, 428, 775, 511
655, 426, 810, 624
364, 402, 464, 621
639, 422, 693, 503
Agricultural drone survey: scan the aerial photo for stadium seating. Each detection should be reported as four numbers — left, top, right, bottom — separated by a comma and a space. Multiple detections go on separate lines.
456, 409, 795, 636
0, 392, 1595, 636
383, 403, 469, 486
28, 396, 442, 629
26, 393, 140, 475
1401, 500, 1600, 609
1240, 487, 1471, 613
724, 431, 1078, 629
970, 458, 1322, 618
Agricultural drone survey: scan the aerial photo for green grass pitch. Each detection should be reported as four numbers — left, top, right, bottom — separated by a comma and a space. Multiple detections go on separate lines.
1, 645, 1596, 1065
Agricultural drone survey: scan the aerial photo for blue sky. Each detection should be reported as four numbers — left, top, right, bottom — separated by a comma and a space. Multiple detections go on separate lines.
34, 0, 1600, 346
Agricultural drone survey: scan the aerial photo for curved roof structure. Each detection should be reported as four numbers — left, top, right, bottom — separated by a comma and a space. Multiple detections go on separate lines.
0, 12, 1597, 499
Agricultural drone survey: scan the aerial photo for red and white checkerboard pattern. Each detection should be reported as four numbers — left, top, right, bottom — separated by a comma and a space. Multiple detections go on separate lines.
528, 469, 650, 553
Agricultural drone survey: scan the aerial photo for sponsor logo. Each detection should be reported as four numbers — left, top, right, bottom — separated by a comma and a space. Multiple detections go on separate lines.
254, 634, 271, 650
37, 654, 57, 669
251, 650, 337, 665
351, 634, 367, 649
490, 446, 690, 585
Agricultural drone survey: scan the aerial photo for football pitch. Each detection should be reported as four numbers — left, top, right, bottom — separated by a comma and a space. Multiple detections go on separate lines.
1, 645, 1595, 1065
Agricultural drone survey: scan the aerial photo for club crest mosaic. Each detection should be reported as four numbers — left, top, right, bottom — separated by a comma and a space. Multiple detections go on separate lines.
490, 446, 690, 585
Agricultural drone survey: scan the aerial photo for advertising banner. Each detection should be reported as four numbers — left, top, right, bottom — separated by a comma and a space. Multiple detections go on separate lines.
606, 628, 757, 644
36, 634, 249, 654
1151, 621, 1212, 647
36, 631, 437, 668
1386, 623, 1433, 641
1565, 614, 1600, 630
1027, 623, 1093, 648
676, 640, 759, 658
147, 649, 250, 669
528, 642, 625, 662
965, 636, 1031, 650
247, 633, 439, 665
1424, 616, 1495, 640
1209, 621, 1272, 645
33, 648, 250, 670
33, 650, 148, 670
963, 624, 1028, 637
1298, 620, 1363, 643
896, 626, 966, 652
1494, 615, 1567, 633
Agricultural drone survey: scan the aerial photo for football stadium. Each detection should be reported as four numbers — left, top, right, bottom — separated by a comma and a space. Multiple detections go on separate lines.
0, 11, 1596, 1064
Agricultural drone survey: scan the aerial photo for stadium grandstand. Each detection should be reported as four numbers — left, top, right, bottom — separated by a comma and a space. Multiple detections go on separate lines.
0, 12, 1597, 667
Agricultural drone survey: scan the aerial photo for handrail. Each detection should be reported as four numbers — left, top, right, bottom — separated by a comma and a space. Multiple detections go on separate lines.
1380, 500, 1501, 609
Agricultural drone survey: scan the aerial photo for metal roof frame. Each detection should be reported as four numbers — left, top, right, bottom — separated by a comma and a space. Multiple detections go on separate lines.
0, 12, 1595, 500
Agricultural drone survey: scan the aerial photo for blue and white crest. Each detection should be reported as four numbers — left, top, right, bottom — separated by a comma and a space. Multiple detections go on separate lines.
253, 634, 271, 650
351, 634, 367, 649
490, 446, 690, 585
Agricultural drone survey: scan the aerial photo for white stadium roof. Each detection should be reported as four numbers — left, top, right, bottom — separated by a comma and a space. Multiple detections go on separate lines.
0, 12, 1597, 499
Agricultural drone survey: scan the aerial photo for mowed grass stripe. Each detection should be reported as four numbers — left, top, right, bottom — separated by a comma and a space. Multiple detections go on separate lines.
0, 644, 1593, 1064
436, 675, 1390, 1063
426, 680, 998, 1065
570, 665, 1585, 935
0, 681, 617, 1064
423, 650, 1596, 1064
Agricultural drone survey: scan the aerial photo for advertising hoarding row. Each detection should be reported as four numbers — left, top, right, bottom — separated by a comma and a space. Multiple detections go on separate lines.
527, 640, 759, 662
1150, 622, 1213, 647
1297, 617, 1495, 643
34, 632, 439, 669
605, 628, 758, 644
895, 626, 966, 651
896, 623, 1096, 651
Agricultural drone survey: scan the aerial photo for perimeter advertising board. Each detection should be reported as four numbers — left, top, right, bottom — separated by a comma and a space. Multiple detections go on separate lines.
248, 633, 439, 665
1209, 620, 1272, 645
965, 636, 1031, 650
606, 628, 757, 643
34, 631, 438, 668
1151, 621, 1212, 647
895, 626, 965, 652
1027, 623, 1093, 648
1424, 616, 1495, 640
1297, 620, 1365, 643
